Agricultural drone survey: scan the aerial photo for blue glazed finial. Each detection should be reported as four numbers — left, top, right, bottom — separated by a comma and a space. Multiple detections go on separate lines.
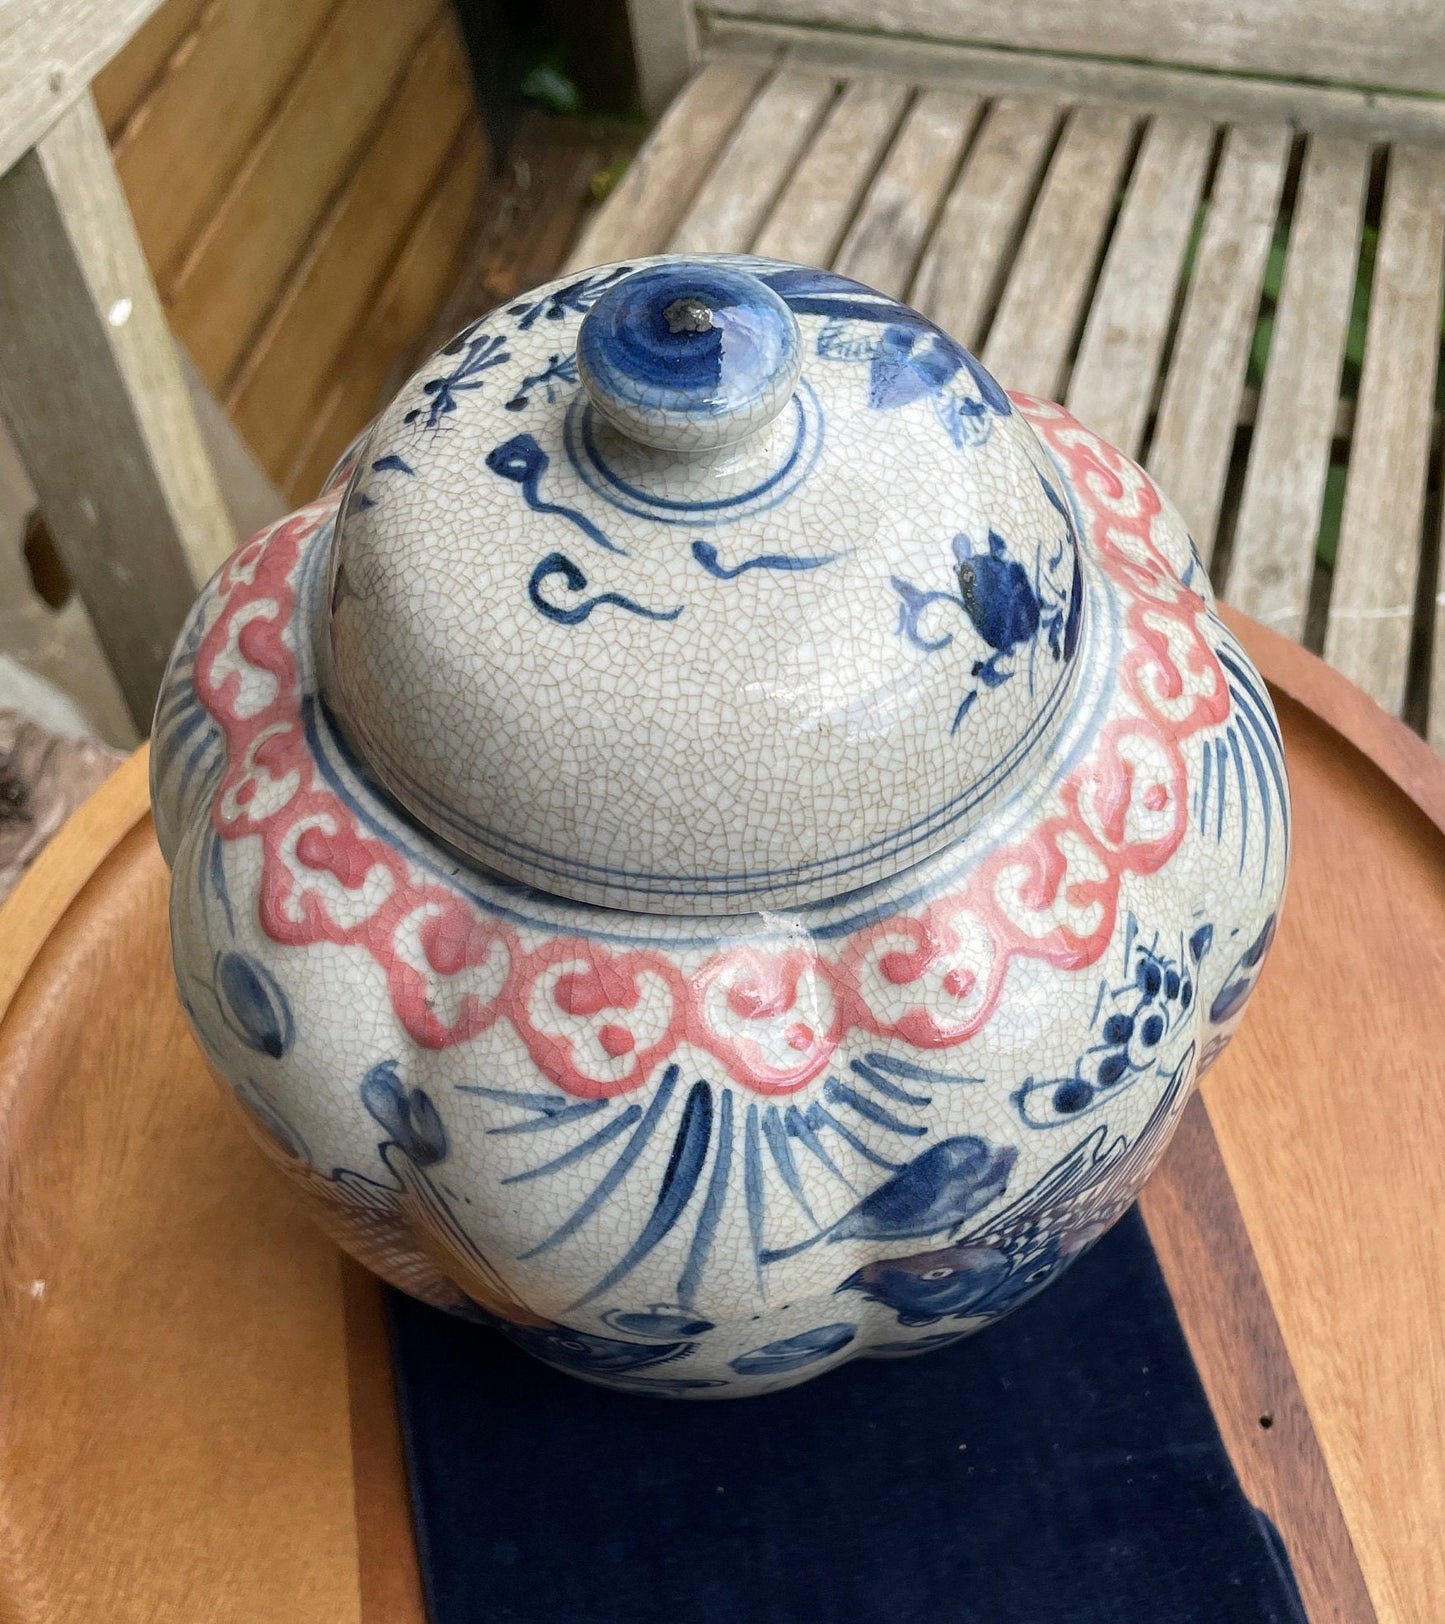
576, 262, 802, 451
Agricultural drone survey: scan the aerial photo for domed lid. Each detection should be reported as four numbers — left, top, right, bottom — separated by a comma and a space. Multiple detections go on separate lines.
324, 255, 1086, 915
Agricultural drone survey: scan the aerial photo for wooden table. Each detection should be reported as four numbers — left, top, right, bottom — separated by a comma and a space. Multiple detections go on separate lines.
1, 613, 1441, 1624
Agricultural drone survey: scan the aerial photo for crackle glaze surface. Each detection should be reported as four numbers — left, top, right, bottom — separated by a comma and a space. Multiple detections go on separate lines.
152, 256, 1288, 1397
326, 256, 1079, 912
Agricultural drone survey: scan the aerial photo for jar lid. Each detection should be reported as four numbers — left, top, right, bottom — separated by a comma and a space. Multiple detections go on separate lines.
324, 255, 1085, 915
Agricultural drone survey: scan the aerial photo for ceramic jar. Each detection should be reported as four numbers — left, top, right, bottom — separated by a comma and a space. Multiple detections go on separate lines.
152, 255, 1289, 1396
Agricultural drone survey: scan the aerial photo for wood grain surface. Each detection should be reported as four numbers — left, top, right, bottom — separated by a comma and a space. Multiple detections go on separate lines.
1, 623, 1442, 1623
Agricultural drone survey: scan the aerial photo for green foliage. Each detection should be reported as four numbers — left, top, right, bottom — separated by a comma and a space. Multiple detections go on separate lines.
520, 54, 581, 115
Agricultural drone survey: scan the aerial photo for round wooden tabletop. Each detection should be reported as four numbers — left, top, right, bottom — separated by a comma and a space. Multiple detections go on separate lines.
1, 610, 1441, 1624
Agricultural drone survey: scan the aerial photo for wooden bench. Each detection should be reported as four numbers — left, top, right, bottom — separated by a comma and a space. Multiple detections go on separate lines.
587, 1, 1445, 745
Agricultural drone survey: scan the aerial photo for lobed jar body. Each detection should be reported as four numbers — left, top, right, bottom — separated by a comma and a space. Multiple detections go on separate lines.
152, 255, 1288, 1396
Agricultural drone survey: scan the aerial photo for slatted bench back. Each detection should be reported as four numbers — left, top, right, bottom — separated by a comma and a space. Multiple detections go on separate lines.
710, 0, 1445, 96
627, 0, 1445, 109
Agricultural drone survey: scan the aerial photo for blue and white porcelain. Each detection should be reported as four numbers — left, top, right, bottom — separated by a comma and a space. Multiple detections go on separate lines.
151, 255, 1289, 1395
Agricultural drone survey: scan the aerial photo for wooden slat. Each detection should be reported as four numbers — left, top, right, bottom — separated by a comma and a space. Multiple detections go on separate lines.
667, 68, 837, 254
1224, 137, 1371, 641
710, 17, 1445, 149
704, 0, 1445, 100
0, 0, 166, 179
1147, 122, 1291, 561
1201, 663, 1445, 1624
910, 96, 1060, 353
752, 77, 908, 265
226, 16, 474, 479
283, 122, 486, 502
166, 0, 441, 389
1431, 489, 1445, 755
832, 88, 980, 298
177, 343, 286, 544
1066, 114, 1215, 457
1323, 145, 1445, 715
982, 105, 1137, 400
111, 0, 337, 290
565, 56, 770, 272
0, 93, 233, 730
1140, 1094, 1378, 1624
624, 0, 699, 116
0, 771, 369, 1624
92, 0, 209, 138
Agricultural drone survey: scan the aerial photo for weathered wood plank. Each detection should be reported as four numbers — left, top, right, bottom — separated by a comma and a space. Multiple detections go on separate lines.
0, 0, 167, 180
910, 96, 1059, 353
982, 104, 1137, 401
667, 68, 837, 254
706, 18, 1445, 148
566, 57, 770, 272
167, 0, 441, 389
752, 78, 907, 265
1225, 138, 1370, 641
832, 88, 980, 298
92, 0, 208, 139
284, 122, 487, 502
177, 343, 286, 544
1323, 145, 1445, 713
110, 0, 337, 290
0, 93, 233, 730
625, 0, 699, 116
225, 15, 474, 480
705, 0, 1445, 100
1066, 113, 1215, 457
1147, 122, 1291, 561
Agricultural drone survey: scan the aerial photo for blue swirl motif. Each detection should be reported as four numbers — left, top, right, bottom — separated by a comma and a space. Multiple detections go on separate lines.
1011, 915, 1209, 1128
690, 538, 838, 579
839, 1043, 1196, 1330
528, 551, 684, 627
487, 433, 627, 555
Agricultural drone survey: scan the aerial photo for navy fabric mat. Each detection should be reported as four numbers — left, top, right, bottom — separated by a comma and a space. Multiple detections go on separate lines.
388, 1207, 1309, 1623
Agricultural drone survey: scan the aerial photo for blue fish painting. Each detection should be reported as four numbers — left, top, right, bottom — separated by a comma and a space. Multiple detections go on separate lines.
761, 1135, 1016, 1262
839, 1237, 1064, 1327
500, 1321, 696, 1376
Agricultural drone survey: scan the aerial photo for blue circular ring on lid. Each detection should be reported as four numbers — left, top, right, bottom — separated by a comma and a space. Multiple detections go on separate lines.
576, 262, 803, 451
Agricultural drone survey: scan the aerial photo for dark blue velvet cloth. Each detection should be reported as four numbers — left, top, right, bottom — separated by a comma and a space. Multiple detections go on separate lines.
388, 1207, 1308, 1623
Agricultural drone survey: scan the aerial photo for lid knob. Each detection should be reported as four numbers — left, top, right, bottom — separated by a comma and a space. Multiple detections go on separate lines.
576, 262, 802, 452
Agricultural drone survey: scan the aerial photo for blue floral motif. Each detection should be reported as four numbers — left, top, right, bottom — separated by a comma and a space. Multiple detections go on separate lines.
506, 265, 634, 331
1012, 919, 1206, 1127
505, 351, 579, 411
730, 1322, 856, 1376
360, 1060, 448, 1167
894, 518, 1078, 732
214, 950, 294, 1059
760, 264, 1010, 450
405, 331, 511, 429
